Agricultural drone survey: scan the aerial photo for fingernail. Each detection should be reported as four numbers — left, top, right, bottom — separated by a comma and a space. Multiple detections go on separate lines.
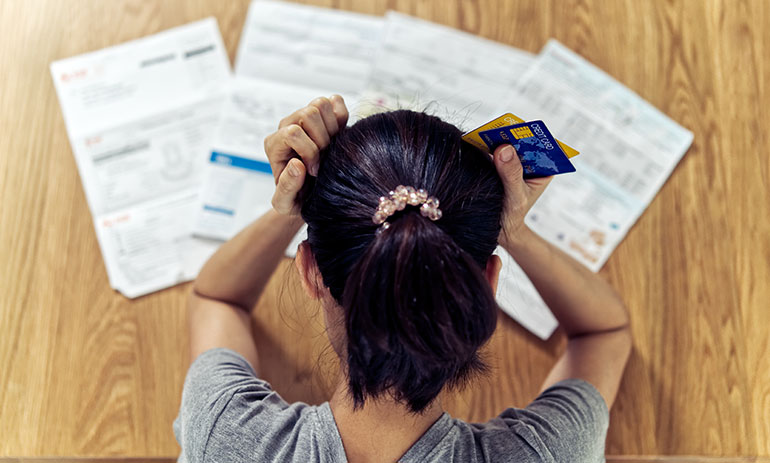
311, 164, 319, 176
499, 146, 514, 163
288, 161, 300, 177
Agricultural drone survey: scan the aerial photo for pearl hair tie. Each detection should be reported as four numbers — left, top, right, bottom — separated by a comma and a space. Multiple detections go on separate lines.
372, 185, 442, 234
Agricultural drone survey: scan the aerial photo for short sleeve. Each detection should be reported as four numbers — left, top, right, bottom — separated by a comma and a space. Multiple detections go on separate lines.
173, 348, 288, 462
497, 379, 610, 462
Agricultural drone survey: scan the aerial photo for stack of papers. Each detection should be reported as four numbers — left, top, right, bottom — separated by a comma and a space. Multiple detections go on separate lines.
492, 40, 693, 338
360, 12, 534, 129
50, 18, 230, 298
194, 1, 384, 247
51, 0, 692, 340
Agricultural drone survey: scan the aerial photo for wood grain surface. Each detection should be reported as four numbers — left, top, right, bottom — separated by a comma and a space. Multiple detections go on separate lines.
1, 0, 768, 458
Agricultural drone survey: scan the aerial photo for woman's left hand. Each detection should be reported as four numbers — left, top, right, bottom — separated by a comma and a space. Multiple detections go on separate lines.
263, 95, 349, 216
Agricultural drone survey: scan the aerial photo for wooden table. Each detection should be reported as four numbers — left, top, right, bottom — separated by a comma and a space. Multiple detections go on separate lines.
1, 0, 768, 460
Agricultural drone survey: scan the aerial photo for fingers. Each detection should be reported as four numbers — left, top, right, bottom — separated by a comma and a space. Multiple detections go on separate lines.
524, 175, 554, 203
271, 158, 306, 215
263, 132, 288, 184
525, 175, 553, 190
265, 95, 349, 216
280, 105, 330, 150
310, 96, 339, 136
269, 95, 348, 181
329, 94, 349, 129
279, 95, 348, 141
493, 144, 554, 196
493, 144, 525, 193
264, 124, 320, 182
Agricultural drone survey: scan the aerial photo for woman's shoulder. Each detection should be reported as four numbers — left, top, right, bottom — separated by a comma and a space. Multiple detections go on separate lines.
176, 348, 342, 462
455, 379, 609, 462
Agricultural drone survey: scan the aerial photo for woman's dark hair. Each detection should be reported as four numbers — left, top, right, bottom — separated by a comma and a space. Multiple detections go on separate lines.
300, 110, 504, 413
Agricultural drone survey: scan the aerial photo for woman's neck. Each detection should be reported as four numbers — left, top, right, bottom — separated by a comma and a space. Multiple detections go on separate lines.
328, 379, 444, 463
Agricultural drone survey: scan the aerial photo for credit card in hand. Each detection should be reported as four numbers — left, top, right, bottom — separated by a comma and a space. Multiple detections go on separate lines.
462, 113, 580, 158
478, 121, 576, 178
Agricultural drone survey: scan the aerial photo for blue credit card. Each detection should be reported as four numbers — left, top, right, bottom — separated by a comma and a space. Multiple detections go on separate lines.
478, 121, 576, 178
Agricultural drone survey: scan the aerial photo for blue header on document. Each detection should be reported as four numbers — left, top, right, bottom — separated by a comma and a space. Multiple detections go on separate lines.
209, 151, 272, 174
202, 205, 235, 216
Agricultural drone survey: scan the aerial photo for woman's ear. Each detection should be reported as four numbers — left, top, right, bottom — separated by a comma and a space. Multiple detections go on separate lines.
485, 254, 503, 295
295, 241, 324, 300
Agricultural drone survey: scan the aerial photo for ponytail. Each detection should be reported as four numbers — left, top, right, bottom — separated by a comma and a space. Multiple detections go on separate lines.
301, 109, 505, 413
342, 211, 498, 413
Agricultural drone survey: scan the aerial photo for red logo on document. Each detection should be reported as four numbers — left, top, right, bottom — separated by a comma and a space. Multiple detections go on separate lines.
102, 214, 130, 228
61, 69, 87, 82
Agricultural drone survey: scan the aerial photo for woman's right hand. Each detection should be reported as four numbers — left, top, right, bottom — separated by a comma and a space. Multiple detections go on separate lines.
263, 95, 349, 216
492, 144, 553, 248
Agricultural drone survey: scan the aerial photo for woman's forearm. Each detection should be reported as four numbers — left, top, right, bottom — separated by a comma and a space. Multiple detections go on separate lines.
502, 226, 629, 338
193, 209, 305, 311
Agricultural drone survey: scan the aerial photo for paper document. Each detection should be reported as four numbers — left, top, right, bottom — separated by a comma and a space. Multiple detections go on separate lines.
492, 40, 693, 338
235, 0, 384, 97
51, 19, 231, 298
362, 12, 535, 130
193, 77, 335, 254
49, 4, 691, 343
194, 0, 385, 253
494, 247, 559, 340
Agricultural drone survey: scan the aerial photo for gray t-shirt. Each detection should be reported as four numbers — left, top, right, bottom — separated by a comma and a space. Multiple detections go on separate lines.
174, 348, 609, 462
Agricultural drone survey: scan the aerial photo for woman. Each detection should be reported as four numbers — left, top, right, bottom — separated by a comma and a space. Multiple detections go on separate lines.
175, 96, 632, 462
